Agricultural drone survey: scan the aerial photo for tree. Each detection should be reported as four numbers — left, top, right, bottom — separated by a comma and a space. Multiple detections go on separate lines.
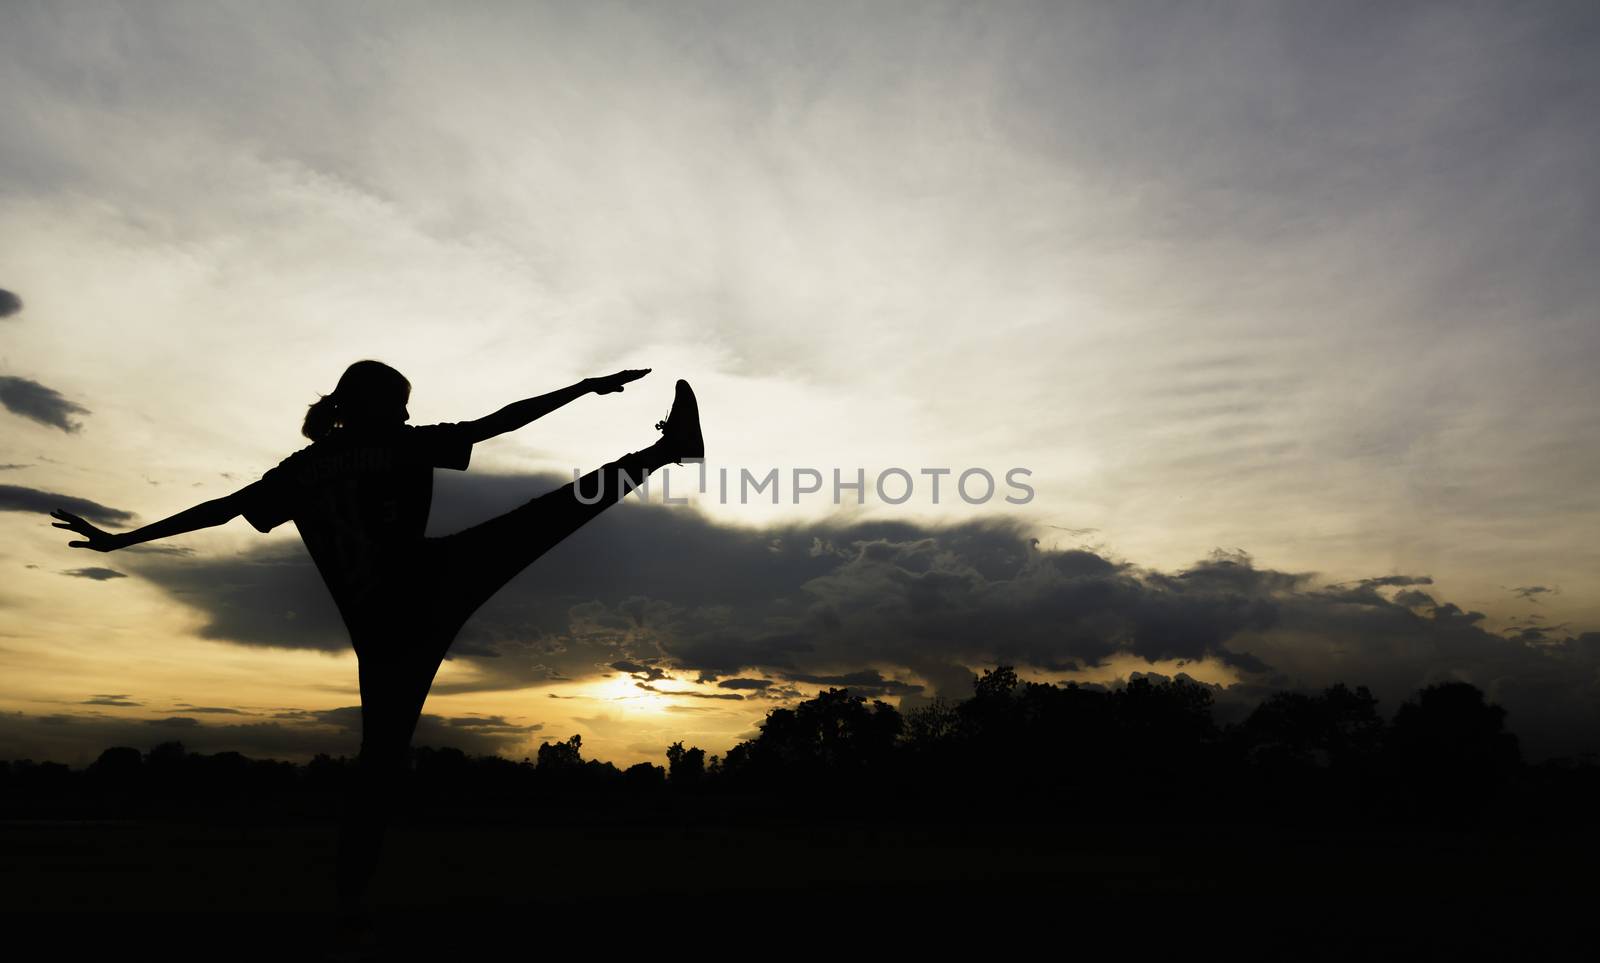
719, 688, 903, 784
623, 762, 666, 789
1386, 681, 1522, 820
87, 746, 142, 782
1389, 682, 1520, 772
956, 666, 1024, 749
901, 698, 959, 752
1239, 683, 1384, 770
536, 734, 584, 771
1114, 676, 1217, 748
666, 741, 706, 786
972, 666, 1020, 702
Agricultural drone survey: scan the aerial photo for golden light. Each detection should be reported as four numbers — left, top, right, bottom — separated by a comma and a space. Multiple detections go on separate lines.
574, 672, 675, 716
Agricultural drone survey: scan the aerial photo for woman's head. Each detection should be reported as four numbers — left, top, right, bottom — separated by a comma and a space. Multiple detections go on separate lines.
302, 360, 412, 441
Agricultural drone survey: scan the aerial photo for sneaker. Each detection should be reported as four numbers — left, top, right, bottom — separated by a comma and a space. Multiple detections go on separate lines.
654, 379, 704, 465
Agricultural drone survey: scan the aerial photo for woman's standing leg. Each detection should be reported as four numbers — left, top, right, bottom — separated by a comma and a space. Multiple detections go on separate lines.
334, 450, 665, 911
336, 619, 445, 914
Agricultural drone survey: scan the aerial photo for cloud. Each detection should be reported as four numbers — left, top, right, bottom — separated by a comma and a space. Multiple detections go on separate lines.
81, 695, 140, 707
1512, 585, 1556, 601
1393, 590, 1437, 609
126, 541, 346, 652
0, 2, 1596, 662
0, 289, 19, 318
441, 714, 543, 735
779, 670, 924, 699
1321, 575, 1438, 606
635, 681, 743, 700
0, 484, 134, 525
1430, 602, 1486, 626
60, 567, 126, 581
0, 376, 90, 432
118, 468, 1600, 757
716, 678, 774, 691
610, 660, 669, 681
122, 544, 195, 557
308, 705, 540, 753
1359, 576, 1435, 588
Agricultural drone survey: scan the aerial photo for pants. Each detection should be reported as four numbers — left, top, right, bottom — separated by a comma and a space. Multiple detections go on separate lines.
336, 449, 657, 907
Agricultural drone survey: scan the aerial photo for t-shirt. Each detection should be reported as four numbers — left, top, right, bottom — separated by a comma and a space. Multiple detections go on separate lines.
237, 422, 474, 625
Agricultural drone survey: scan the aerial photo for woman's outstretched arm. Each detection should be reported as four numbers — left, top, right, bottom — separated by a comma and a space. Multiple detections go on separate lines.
52, 491, 247, 552
460, 368, 650, 444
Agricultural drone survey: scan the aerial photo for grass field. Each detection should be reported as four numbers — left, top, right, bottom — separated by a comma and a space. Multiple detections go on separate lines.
4, 811, 1595, 959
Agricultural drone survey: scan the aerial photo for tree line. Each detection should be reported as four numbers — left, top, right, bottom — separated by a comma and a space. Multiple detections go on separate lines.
4, 668, 1597, 827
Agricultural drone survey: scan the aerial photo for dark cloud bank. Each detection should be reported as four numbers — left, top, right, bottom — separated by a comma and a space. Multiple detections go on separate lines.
0, 375, 90, 432
0, 289, 20, 319
94, 469, 1600, 762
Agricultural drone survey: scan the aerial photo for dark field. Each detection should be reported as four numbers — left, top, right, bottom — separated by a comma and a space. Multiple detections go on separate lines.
5, 809, 1596, 959
9, 676, 1599, 958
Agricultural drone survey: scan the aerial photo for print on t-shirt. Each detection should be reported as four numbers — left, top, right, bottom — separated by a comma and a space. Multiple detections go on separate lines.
237, 423, 473, 619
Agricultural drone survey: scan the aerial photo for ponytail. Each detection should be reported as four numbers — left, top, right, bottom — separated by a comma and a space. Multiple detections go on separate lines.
303, 360, 410, 441
302, 394, 340, 441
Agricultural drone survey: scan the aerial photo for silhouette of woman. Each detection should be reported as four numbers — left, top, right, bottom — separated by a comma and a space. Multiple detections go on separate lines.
51, 360, 703, 917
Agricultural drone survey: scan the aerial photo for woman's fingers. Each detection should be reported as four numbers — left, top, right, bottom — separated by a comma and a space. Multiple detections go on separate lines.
597, 368, 651, 393
591, 368, 652, 393
50, 509, 106, 548
51, 510, 95, 537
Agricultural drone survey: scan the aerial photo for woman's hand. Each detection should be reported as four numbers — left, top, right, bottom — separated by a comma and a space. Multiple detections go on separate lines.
51, 510, 126, 552
585, 368, 651, 395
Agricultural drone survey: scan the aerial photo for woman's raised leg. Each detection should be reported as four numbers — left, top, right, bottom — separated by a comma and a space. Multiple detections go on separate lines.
432, 378, 703, 641
431, 444, 671, 640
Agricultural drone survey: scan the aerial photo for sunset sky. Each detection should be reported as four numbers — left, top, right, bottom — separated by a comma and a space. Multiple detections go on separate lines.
3, 1, 1597, 767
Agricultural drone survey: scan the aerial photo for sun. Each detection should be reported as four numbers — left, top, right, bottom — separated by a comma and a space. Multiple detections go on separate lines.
575, 672, 674, 715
